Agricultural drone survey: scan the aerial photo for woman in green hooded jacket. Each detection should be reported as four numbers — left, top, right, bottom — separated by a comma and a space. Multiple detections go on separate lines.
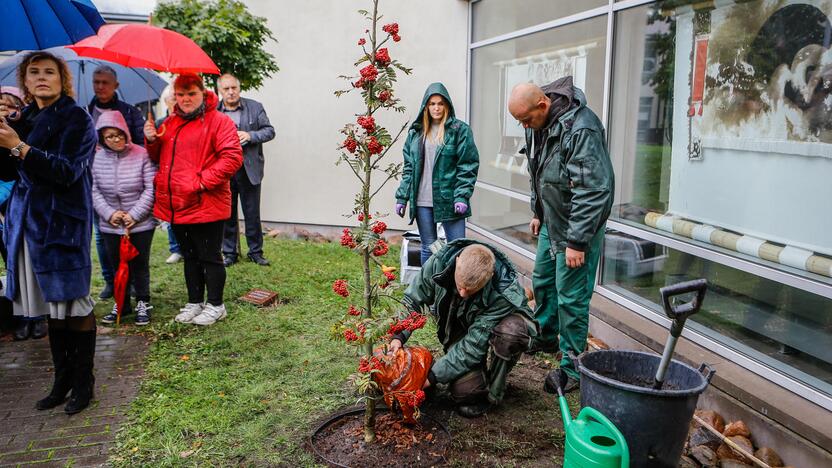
395, 82, 479, 265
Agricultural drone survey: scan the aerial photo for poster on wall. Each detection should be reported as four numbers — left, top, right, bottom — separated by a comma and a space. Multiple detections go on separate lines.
668, 0, 832, 264
491, 42, 596, 175
697, 0, 832, 155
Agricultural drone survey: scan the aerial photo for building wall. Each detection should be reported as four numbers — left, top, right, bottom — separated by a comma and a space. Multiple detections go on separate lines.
241, 0, 470, 231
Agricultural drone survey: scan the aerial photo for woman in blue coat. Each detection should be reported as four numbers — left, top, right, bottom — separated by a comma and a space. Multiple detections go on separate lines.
0, 51, 98, 415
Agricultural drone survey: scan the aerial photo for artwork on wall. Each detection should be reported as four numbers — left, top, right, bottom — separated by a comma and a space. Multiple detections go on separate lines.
696, 1, 832, 154
668, 0, 832, 260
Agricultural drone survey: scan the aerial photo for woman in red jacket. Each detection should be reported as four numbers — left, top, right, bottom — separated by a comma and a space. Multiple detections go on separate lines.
144, 73, 243, 326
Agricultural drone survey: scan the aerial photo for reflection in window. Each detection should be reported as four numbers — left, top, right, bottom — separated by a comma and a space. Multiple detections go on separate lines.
470, 16, 607, 195
608, 1, 832, 285
602, 232, 832, 397
469, 188, 537, 251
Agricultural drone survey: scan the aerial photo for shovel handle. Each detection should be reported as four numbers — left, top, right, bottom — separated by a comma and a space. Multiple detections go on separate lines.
659, 279, 707, 326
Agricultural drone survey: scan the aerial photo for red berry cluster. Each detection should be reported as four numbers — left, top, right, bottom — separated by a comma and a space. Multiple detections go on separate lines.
358, 38, 366, 46
348, 305, 361, 316
388, 311, 428, 335
343, 136, 358, 153
357, 212, 371, 222
382, 23, 400, 42
367, 136, 383, 155
372, 239, 389, 256
378, 90, 391, 102
357, 115, 375, 133
371, 221, 387, 234
359, 64, 378, 82
353, 78, 366, 89
407, 389, 426, 407
340, 228, 356, 248
358, 356, 384, 373
383, 270, 395, 282
375, 48, 391, 67
343, 328, 359, 342
332, 279, 349, 297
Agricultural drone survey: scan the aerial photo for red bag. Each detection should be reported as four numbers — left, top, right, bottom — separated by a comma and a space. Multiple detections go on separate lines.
372, 346, 433, 423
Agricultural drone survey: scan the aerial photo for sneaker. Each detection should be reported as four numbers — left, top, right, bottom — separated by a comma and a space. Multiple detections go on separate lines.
192, 303, 227, 326
175, 303, 204, 324
166, 252, 183, 264
543, 368, 580, 395
101, 304, 119, 324
135, 301, 153, 326
223, 255, 237, 267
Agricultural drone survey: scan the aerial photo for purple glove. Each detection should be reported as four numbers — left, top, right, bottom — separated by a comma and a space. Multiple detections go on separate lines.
395, 203, 406, 217
454, 202, 468, 215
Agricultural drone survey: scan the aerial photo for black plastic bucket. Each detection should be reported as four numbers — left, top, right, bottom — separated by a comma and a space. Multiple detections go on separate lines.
576, 350, 715, 468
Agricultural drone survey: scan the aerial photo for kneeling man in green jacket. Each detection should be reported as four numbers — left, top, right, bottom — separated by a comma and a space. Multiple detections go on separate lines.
389, 239, 539, 418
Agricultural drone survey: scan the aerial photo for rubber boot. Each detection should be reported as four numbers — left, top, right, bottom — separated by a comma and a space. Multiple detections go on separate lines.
36, 327, 72, 410
64, 329, 96, 415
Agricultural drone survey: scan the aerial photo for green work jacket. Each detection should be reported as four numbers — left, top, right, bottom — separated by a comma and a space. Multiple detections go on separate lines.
401, 239, 537, 384
395, 82, 479, 223
525, 87, 614, 254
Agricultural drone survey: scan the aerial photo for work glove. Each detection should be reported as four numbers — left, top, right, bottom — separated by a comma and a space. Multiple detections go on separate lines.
454, 202, 468, 215
395, 203, 406, 217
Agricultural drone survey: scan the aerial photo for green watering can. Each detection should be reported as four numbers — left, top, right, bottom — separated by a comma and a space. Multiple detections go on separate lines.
557, 370, 629, 468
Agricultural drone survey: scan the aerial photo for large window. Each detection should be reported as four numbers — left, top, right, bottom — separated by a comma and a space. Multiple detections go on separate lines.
602, 1, 832, 397
607, 1, 832, 288
469, 16, 607, 195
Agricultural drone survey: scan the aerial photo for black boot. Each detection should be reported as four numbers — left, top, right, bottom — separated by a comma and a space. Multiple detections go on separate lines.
64, 329, 96, 415
36, 327, 72, 410
13, 319, 31, 341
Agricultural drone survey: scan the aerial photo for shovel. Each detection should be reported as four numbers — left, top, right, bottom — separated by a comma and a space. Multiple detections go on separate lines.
653, 278, 708, 390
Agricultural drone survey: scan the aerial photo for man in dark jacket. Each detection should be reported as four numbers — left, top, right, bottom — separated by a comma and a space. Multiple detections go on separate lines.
87, 65, 145, 147
508, 78, 614, 393
87, 65, 146, 299
217, 74, 276, 267
389, 239, 538, 417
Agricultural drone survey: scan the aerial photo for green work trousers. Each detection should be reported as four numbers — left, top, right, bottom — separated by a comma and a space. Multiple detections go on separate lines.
532, 224, 605, 379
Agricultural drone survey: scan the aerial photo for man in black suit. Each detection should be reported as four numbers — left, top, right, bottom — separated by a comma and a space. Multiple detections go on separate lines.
217, 73, 276, 266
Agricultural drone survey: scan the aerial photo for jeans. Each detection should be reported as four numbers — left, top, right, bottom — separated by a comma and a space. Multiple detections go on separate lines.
101, 230, 154, 313
167, 225, 181, 254
93, 216, 114, 284
171, 221, 226, 306
414, 206, 466, 265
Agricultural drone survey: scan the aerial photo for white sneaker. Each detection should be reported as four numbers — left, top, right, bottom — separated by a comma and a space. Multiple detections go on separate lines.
166, 253, 184, 264
192, 303, 227, 326
175, 303, 204, 323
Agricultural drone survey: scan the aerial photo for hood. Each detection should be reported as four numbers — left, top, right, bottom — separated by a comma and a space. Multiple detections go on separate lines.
410, 82, 456, 131
540, 76, 587, 127
203, 90, 220, 112
0, 86, 23, 101
95, 109, 132, 145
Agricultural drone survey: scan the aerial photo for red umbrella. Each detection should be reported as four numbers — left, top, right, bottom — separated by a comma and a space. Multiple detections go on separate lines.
114, 232, 139, 325
68, 23, 220, 74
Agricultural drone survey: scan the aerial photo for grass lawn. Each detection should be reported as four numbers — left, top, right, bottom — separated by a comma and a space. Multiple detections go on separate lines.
97, 229, 573, 466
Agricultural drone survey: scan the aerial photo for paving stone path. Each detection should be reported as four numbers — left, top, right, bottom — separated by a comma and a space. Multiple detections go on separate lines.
0, 331, 147, 467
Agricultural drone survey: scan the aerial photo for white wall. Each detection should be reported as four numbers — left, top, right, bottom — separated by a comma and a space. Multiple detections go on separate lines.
241, 0, 470, 231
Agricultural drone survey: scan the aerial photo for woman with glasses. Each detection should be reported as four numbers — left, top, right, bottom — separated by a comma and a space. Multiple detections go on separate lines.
92, 110, 157, 326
